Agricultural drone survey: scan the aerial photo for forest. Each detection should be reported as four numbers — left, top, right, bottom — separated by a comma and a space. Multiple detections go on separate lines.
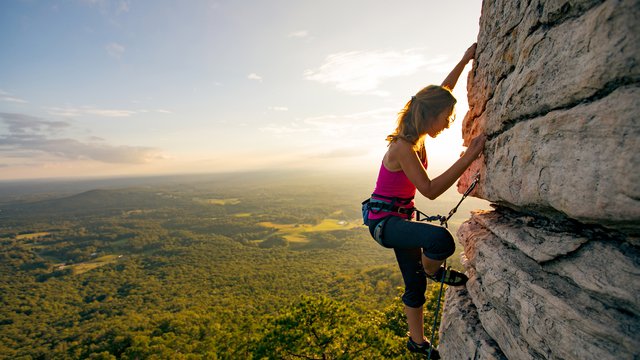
0, 171, 490, 359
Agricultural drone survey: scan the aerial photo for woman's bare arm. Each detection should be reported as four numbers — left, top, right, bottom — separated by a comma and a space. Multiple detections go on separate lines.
393, 135, 486, 200
441, 43, 477, 90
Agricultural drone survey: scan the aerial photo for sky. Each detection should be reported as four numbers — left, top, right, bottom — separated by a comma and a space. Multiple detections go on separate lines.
0, 0, 482, 181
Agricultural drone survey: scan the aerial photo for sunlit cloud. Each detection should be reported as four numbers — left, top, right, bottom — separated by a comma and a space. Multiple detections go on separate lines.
105, 42, 125, 59
0, 90, 27, 104
1, 113, 69, 134
304, 49, 448, 96
303, 107, 395, 130
268, 106, 289, 111
261, 107, 395, 139
0, 112, 162, 164
10, 138, 161, 164
47, 106, 171, 117
288, 30, 309, 38
257, 106, 399, 171
260, 122, 309, 135
310, 147, 363, 159
248, 73, 263, 82
50, 106, 134, 117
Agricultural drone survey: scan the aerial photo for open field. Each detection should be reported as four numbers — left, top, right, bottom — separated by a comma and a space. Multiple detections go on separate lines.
62, 254, 121, 274
15, 232, 51, 240
258, 218, 360, 243
193, 198, 241, 205
233, 212, 252, 217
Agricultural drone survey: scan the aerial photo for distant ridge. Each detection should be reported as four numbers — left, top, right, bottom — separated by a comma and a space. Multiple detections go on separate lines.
0, 169, 373, 202
1, 188, 184, 218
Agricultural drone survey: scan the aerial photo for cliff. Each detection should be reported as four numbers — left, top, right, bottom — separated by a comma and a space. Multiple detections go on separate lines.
439, 0, 640, 359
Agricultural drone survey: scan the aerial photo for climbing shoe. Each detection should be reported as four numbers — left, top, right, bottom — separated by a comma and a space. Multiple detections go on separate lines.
407, 336, 440, 359
426, 266, 468, 286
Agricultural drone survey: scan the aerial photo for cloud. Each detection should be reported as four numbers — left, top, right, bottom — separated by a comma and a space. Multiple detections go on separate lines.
47, 106, 170, 117
288, 30, 309, 39
0, 112, 161, 164
105, 42, 125, 59
310, 147, 364, 159
247, 73, 263, 82
261, 107, 396, 139
268, 106, 289, 112
304, 49, 447, 96
260, 122, 309, 135
36, 139, 160, 163
0, 90, 27, 104
0, 113, 69, 134
257, 107, 405, 170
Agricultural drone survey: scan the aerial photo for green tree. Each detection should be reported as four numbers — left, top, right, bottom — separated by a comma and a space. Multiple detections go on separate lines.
253, 296, 403, 359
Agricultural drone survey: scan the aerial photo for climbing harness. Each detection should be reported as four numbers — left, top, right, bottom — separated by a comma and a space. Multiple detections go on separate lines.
362, 172, 481, 246
362, 194, 414, 245
361, 194, 414, 226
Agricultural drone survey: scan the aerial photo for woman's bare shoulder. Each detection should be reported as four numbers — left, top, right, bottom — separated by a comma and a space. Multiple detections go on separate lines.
388, 138, 414, 156
385, 139, 415, 171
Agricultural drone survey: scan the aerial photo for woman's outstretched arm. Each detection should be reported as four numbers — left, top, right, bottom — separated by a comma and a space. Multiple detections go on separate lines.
441, 43, 477, 90
395, 134, 486, 200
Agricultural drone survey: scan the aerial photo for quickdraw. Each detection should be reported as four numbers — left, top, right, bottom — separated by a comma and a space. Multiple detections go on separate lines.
416, 171, 481, 229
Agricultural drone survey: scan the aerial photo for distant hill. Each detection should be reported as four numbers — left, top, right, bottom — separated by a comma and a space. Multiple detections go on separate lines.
0, 188, 186, 218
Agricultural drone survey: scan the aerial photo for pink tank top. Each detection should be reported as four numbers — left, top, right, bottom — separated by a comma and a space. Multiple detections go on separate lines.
368, 156, 427, 220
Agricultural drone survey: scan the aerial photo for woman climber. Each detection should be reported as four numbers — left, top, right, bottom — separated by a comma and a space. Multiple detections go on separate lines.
364, 43, 485, 358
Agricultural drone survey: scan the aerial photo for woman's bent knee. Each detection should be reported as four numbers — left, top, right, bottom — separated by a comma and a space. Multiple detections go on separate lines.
422, 228, 455, 260
402, 287, 426, 308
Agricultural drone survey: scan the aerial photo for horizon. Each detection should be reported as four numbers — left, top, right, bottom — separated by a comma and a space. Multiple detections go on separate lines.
0, 166, 375, 185
0, 167, 491, 217
1, 1, 482, 181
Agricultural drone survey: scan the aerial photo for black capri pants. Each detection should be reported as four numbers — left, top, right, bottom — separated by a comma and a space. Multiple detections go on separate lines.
369, 215, 455, 308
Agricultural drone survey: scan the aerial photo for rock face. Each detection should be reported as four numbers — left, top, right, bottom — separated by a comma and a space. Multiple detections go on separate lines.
440, 0, 640, 359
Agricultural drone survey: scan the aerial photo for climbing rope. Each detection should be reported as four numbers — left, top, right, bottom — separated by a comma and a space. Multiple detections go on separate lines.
417, 172, 480, 360
427, 258, 447, 360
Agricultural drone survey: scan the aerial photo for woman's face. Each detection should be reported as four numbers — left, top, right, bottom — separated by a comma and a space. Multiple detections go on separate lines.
427, 107, 455, 138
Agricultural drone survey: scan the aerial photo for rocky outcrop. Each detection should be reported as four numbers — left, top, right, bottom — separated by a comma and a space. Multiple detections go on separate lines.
440, 0, 640, 359
441, 209, 639, 359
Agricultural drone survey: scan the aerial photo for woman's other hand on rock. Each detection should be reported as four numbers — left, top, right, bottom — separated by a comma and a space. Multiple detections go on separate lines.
465, 134, 486, 159
462, 43, 477, 64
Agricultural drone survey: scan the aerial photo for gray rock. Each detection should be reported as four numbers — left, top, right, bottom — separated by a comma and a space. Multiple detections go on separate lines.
464, 0, 639, 137
440, 285, 508, 360
442, 1, 640, 359
544, 240, 640, 315
458, 0, 640, 235
470, 209, 590, 263
455, 215, 640, 359
487, 0, 638, 135
461, 87, 640, 234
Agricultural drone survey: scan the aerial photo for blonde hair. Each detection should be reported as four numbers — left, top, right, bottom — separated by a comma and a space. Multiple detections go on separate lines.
386, 85, 457, 151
